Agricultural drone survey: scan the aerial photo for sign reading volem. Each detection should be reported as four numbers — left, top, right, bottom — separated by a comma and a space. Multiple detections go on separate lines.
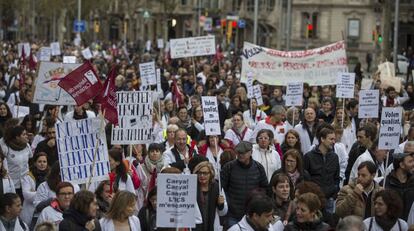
378, 107, 402, 150
201, 96, 221, 136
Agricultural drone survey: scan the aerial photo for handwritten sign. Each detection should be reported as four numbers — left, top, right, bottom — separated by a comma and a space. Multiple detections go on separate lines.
50, 42, 61, 56
139, 61, 156, 86
63, 56, 77, 64
56, 118, 110, 184
358, 90, 379, 118
170, 36, 216, 59
39, 47, 52, 61
156, 174, 197, 228
253, 85, 263, 106
202, 96, 221, 136
246, 72, 254, 99
286, 82, 303, 106
379, 107, 402, 149
336, 73, 355, 98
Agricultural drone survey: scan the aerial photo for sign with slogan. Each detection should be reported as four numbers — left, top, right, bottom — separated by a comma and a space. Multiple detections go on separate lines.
336, 73, 355, 98
156, 174, 197, 228
111, 91, 153, 145
379, 107, 402, 150
253, 85, 264, 106
139, 61, 157, 86
39, 47, 52, 61
32, 62, 79, 105
358, 90, 380, 118
241, 41, 348, 86
56, 118, 110, 184
81, 47, 93, 60
202, 96, 221, 136
246, 72, 254, 99
50, 42, 61, 56
170, 36, 216, 59
63, 56, 77, 64
286, 82, 303, 106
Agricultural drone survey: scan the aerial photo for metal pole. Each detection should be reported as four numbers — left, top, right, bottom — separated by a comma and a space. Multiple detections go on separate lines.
197, 0, 201, 36
286, 0, 292, 51
253, 0, 258, 44
77, 0, 81, 40
393, 0, 399, 71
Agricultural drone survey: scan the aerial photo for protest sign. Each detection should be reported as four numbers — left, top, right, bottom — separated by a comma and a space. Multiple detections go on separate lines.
241, 41, 347, 86
58, 61, 103, 106
246, 72, 254, 99
82, 47, 93, 60
50, 42, 61, 56
170, 36, 216, 59
146, 40, 152, 51
336, 73, 355, 98
378, 62, 401, 92
157, 39, 164, 49
201, 96, 221, 136
32, 62, 79, 105
8, 105, 30, 118
156, 68, 163, 98
39, 47, 52, 61
358, 90, 379, 118
156, 174, 197, 228
253, 85, 264, 106
286, 82, 303, 106
56, 118, 110, 184
379, 107, 402, 150
111, 91, 153, 145
63, 56, 77, 64
139, 61, 156, 86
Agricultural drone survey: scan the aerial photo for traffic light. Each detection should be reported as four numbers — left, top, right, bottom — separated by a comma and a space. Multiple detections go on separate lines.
378, 34, 383, 43
307, 23, 313, 38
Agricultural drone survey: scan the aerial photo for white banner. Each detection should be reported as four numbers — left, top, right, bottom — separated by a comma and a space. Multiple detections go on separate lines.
379, 107, 402, 150
50, 42, 61, 56
170, 36, 216, 59
241, 41, 348, 86
285, 82, 303, 106
63, 56, 77, 64
56, 118, 110, 184
39, 47, 52, 61
358, 90, 379, 118
139, 61, 157, 86
111, 91, 153, 145
336, 73, 355, 98
202, 96, 221, 136
156, 174, 197, 228
33, 62, 79, 105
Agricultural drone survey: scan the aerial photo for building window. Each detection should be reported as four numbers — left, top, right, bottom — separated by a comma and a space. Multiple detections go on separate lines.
301, 12, 310, 38
181, 0, 187, 5
312, 12, 318, 38
267, 0, 275, 11
247, 0, 254, 11
232, 0, 242, 11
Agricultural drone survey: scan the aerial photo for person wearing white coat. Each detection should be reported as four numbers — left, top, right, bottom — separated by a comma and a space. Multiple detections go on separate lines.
225, 113, 253, 146
294, 108, 319, 154
243, 98, 267, 130
349, 144, 387, 184
251, 129, 282, 182
0, 151, 15, 195
0, 193, 28, 231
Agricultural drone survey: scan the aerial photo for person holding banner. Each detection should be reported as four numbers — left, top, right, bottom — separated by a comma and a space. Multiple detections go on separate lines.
225, 113, 253, 146
243, 98, 267, 130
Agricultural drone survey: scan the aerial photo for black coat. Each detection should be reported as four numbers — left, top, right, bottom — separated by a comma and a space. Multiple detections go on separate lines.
284, 217, 330, 231
195, 181, 224, 231
34, 138, 58, 167
344, 142, 366, 185
59, 209, 101, 231
383, 171, 414, 220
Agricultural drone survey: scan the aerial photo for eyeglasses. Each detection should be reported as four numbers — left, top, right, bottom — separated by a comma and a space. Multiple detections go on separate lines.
197, 171, 210, 176
258, 137, 270, 140
58, 192, 73, 197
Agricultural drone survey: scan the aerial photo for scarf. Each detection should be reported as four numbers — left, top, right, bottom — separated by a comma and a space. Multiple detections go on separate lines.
375, 215, 398, 231
31, 169, 49, 189
5, 137, 27, 151
143, 156, 164, 176
288, 170, 300, 185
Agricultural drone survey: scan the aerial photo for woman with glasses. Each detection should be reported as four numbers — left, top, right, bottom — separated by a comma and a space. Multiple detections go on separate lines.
193, 161, 227, 231
252, 129, 281, 182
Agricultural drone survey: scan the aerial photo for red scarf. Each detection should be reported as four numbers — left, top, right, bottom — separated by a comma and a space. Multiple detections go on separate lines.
265, 116, 283, 128
109, 172, 116, 194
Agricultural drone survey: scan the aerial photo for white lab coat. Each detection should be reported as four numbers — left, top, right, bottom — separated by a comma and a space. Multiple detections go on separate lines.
36, 205, 63, 227
34, 181, 80, 207
21, 174, 36, 224
250, 120, 287, 145
1, 176, 15, 193
363, 217, 408, 231
251, 144, 281, 182
224, 127, 253, 146
0, 218, 28, 231
350, 150, 386, 183
99, 216, 141, 231
294, 123, 318, 154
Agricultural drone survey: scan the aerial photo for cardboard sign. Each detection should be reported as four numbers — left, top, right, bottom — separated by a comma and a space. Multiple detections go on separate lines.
201, 96, 221, 136
241, 41, 348, 86
50, 42, 61, 56
170, 36, 216, 59
286, 82, 303, 106
39, 47, 52, 61
336, 73, 355, 98
111, 91, 153, 145
358, 90, 379, 118
56, 118, 110, 184
156, 174, 197, 228
139, 61, 157, 86
379, 107, 402, 150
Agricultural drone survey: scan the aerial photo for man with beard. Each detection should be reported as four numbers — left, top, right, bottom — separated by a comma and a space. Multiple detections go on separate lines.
303, 127, 340, 214
336, 161, 382, 219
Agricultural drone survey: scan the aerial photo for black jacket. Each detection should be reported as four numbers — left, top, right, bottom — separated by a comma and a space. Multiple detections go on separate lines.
59, 209, 101, 231
34, 138, 58, 167
220, 158, 268, 220
303, 146, 340, 198
284, 217, 330, 231
195, 181, 224, 231
344, 142, 366, 185
138, 205, 156, 231
383, 171, 414, 220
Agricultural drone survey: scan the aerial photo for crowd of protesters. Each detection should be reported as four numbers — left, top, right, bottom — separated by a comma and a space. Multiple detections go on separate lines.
0, 38, 414, 231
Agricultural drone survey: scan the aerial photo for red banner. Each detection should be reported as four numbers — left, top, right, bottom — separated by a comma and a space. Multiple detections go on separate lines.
95, 65, 118, 125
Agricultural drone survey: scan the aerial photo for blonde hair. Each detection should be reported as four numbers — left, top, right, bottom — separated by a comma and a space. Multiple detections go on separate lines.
105, 191, 136, 220
193, 161, 215, 183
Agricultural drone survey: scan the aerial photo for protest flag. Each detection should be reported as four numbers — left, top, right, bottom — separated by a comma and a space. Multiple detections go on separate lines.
58, 61, 103, 106
28, 49, 37, 71
19, 48, 26, 88
171, 79, 184, 107
95, 65, 118, 125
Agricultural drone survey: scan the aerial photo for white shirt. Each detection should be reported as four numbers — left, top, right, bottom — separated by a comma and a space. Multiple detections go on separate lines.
350, 150, 386, 183
224, 127, 253, 146
294, 123, 318, 154
363, 217, 408, 231
21, 174, 36, 224
1, 176, 15, 194
99, 216, 141, 231
1, 140, 33, 189
205, 146, 223, 181
251, 144, 281, 182
243, 109, 267, 130
36, 205, 63, 227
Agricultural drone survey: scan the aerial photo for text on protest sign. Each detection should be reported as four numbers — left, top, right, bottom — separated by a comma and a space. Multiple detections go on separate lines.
111, 91, 153, 145
201, 96, 221, 136
32, 62, 79, 105
139, 61, 157, 86
50, 42, 61, 56
379, 107, 402, 150
56, 118, 110, 184
241, 41, 348, 86
285, 82, 303, 106
156, 174, 197, 228
39, 47, 52, 62
170, 36, 216, 59
358, 90, 379, 119
253, 85, 264, 106
246, 72, 254, 99
336, 73, 355, 98
63, 56, 77, 64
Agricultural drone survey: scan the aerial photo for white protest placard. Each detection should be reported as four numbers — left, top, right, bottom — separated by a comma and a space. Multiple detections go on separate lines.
39, 47, 52, 61
156, 68, 163, 98
358, 90, 379, 118
8, 105, 30, 118
139, 61, 156, 86
379, 107, 402, 150
146, 40, 152, 52
56, 118, 110, 184
336, 72, 355, 98
241, 41, 348, 86
157, 39, 164, 49
50, 42, 61, 56
111, 91, 153, 145
253, 85, 264, 106
170, 36, 216, 59
201, 96, 221, 136
18, 43, 31, 58
32, 62, 79, 105
63, 56, 77, 64
286, 82, 303, 106
81, 47, 93, 60
156, 174, 197, 228
246, 72, 254, 99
